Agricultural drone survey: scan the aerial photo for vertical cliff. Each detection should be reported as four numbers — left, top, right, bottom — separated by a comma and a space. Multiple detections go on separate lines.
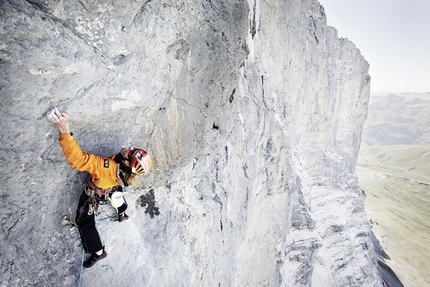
0, 0, 401, 286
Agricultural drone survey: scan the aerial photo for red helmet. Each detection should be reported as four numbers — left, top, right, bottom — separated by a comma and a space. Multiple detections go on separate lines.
128, 149, 152, 175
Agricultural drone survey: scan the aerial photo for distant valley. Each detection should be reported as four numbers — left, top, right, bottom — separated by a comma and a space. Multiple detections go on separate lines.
357, 92, 430, 287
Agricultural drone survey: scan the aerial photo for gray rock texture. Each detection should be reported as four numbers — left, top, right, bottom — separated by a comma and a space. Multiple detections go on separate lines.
0, 0, 402, 286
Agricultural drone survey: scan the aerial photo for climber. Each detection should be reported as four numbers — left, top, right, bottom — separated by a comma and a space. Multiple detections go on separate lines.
46, 107, 152, 268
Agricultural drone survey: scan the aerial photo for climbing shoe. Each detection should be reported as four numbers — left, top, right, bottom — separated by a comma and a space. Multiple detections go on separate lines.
118, 212, 129, 222
83, 247, 107, 268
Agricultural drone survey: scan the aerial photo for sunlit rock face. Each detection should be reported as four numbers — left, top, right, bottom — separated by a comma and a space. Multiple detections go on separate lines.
1, 0, 401, 286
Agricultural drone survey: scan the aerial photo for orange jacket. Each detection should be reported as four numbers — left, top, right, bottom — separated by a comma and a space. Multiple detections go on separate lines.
58, 133, 120, 189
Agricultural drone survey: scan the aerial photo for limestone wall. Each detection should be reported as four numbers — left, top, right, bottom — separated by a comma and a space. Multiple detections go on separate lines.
0, 0, 401, 286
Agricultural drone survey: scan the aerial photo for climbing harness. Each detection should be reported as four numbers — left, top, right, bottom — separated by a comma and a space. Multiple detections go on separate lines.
85, 181, 110, 204
84, 181, 126, 219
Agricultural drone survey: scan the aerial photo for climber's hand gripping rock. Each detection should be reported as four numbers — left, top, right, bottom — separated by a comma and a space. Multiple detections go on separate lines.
47, 107, 71, 134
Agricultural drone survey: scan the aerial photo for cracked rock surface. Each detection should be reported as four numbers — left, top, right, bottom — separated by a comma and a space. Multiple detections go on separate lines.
1, 0, 402, 286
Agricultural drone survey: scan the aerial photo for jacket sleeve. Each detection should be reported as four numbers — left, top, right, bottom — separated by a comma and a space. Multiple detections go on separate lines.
58, 133, 103, 175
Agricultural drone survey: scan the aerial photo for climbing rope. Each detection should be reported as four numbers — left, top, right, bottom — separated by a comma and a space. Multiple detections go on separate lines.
78, 248, 84, 287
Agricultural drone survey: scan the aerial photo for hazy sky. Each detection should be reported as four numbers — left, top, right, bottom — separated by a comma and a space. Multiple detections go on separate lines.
319, 0, 430, 93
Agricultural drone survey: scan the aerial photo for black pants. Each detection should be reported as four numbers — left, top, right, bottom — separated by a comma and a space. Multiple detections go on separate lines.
75, 191, 103, 254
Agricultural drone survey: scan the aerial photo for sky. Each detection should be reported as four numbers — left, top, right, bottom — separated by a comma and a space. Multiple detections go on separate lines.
318, 0, 430, 93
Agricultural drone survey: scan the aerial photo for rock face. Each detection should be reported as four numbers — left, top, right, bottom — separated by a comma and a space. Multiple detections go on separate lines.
0, 0, 401, 286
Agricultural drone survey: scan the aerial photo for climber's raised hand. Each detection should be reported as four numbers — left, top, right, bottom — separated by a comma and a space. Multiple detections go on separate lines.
47, 107, 70, 134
